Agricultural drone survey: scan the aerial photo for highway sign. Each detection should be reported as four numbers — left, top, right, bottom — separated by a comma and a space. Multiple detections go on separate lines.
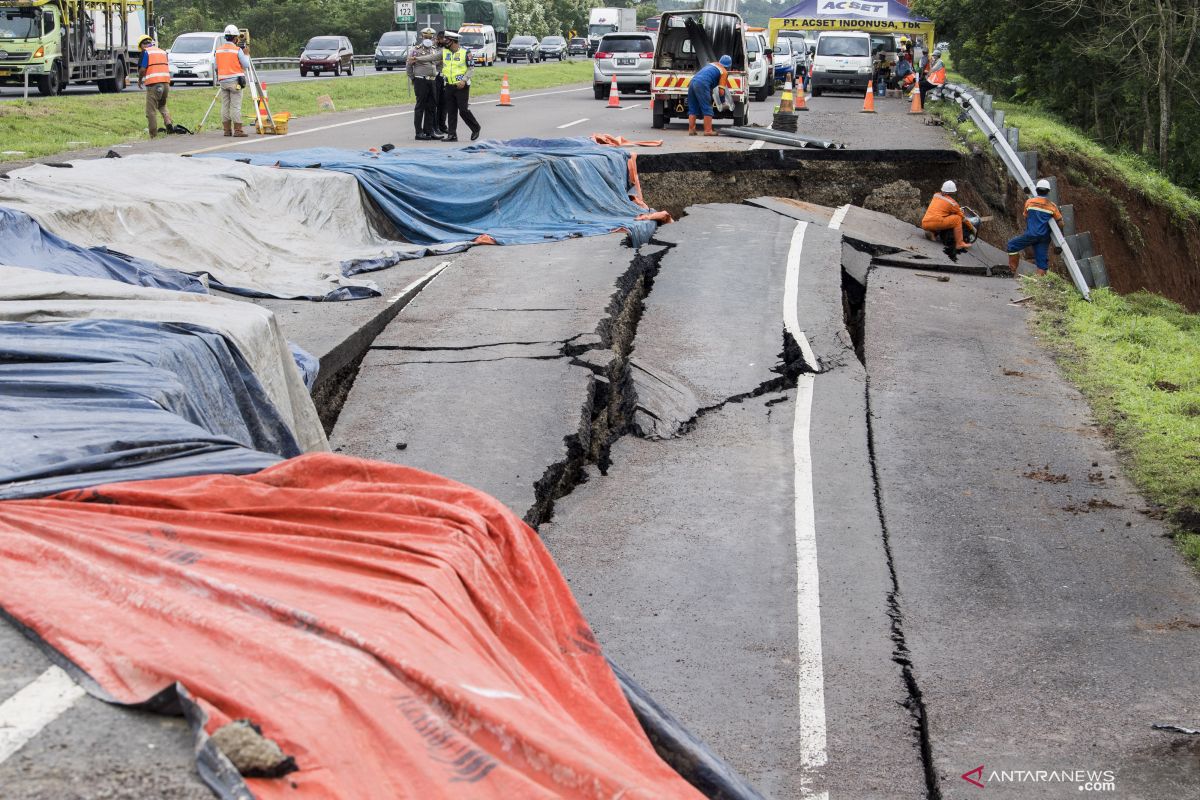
395, 1, 415, 24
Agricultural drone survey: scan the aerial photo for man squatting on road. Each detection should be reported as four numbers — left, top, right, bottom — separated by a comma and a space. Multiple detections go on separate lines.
408, 27, 443, 141
137, 35, 173, 138
1008, 179, 1063, 276
215, 24, 253, 138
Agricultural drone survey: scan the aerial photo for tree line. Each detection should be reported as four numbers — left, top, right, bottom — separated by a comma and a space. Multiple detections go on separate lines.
913, 0, 1200, 192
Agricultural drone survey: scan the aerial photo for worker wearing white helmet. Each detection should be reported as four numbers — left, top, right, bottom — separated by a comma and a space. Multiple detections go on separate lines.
920, 180, 971, 252
215, 24, 252, 137
1006, 178, 1064, 276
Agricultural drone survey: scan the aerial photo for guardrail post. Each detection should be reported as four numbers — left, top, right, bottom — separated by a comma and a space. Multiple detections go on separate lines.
1065, 231, 1094, 261
1043, 175, 1060, 204
1004, 127, 1019, 149
991, 109, 1005, 128
1060, 204, 1076, 237
1018, 150, 1037, 178
23, 69, 29, 101
1085, 255, 1109, 288
981, 94, 993, 115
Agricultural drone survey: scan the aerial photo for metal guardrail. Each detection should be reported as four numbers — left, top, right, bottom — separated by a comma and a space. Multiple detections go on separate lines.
938, 82, 1094, 300
250, 55, 376, 70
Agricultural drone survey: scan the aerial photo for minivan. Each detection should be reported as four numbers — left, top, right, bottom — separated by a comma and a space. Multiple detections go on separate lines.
300, 36, 355, 77
810, 30, 872, 96
459, 24, 497, 66
167, 32, 221, 86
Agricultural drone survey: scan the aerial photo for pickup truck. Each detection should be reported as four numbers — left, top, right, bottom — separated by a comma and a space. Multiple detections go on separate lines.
650, 8, 748, 129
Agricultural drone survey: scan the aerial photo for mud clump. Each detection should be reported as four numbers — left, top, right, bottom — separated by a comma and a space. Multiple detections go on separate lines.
863, 180, 922, 227
210, 719, 298, 779
1023, 465, 1069, 484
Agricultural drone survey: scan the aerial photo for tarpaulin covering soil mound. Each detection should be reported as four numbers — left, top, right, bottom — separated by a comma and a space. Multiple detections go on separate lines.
0, 155, 468, 301
0, 453, 705, 799
0, 266, 327, 452
0, 206, 208, 294
212, 138, 665, 248
0, 318, 287, 499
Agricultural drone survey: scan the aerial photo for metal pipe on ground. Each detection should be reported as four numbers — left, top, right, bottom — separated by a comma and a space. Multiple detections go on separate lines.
722, 126, 843, 149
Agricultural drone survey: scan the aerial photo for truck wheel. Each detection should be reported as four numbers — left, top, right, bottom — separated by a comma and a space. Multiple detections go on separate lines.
652, 100, 665, 129
755, 82, 769, 102
812, 87, 822, 97
733, 102, 748, 127
593, 82, 607, 100
97, 60, 125, 93
37, 63, 62, 96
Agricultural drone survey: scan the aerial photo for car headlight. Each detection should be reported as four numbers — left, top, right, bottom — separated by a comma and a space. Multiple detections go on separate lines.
857, 66, 871, 74
375, 49, 382, 56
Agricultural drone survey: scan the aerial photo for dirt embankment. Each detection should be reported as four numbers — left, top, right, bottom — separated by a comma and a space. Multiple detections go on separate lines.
954, 150, 1200, 311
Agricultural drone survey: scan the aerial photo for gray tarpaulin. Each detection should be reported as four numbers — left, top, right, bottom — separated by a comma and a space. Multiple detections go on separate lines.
0, 266, 328, 452
0, 155, 469, 301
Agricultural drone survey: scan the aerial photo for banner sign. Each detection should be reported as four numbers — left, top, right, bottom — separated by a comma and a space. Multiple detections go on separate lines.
770, 16, 935, 45
817, 1, 889, 19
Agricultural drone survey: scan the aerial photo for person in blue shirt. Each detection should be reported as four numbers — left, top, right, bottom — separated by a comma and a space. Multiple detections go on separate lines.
687, 54, 732, 136
1007, 179, 1064, 275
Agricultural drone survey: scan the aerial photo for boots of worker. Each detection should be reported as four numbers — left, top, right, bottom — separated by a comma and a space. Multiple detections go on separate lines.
953, 224, 971, 251
232, 122, 247, 138
222, 121, 232, 137
702, 116, 715, 136
1008, 253, 1020, 275
688, 115, 697, 136
162, 115, 174, 134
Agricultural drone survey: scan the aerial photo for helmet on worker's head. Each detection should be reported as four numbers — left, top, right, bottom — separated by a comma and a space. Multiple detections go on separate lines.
223, 24, 239, 38
1036, 178, 1052, 195
933, 50, 942, 58
718, 54, 732, 68
137, 34, 154, 49
941, 180, 957, 194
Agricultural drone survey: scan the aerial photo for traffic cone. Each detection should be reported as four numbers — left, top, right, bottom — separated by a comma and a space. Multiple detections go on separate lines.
861, 81, 876, 113
606, 74, 621, 108
496, 74, 513, 106
908, 86, 923, 114
255, 82, 269, 132
794, 76, 808, 111
779, 75, 794, 113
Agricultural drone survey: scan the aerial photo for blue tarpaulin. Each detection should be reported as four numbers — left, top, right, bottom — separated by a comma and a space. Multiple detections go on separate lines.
209, 139, 662, 247
0, 318, 291, 499
0, 207, 208, 294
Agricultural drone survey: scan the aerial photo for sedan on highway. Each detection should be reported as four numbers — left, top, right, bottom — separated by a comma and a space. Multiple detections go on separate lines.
772, 37, 802, 84
300, 36, 355, 77
375, 30, 415, 71
168, 32, 220, 86
538, 36, 568, 61
506, 35, 540, 63
592, 32, 655, 98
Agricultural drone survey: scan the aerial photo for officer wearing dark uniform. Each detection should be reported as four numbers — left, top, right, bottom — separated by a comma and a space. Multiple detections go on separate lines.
441, 32, 481, 142
407, 26, 442, 140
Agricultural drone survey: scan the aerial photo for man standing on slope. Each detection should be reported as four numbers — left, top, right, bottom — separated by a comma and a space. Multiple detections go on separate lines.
1007, 179, 1064, 276
216, 24, 252, 138
687, 54, 732, 137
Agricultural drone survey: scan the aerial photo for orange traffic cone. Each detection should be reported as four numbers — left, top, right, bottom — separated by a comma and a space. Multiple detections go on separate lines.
908, 86, 923, 114
496, 74, 513, 106
606, 74, 621, 109
255, 82, 269, 132
861, 81, 876, 113
794, 76, 808, 111
779, 76, 794, 113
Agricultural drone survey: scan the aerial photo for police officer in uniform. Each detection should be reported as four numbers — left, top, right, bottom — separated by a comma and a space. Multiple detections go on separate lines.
407, 26, 443, 140
433, 31, 450, 135
441, 32, 481, 142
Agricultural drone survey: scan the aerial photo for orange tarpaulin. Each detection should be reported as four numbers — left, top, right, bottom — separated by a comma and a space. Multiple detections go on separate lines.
0, 454, 703, 799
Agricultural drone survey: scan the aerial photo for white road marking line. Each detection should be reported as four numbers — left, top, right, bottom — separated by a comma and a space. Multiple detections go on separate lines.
750, 139, 765, 150
783, 222, 829, 787
617, 103, 642, 111
557, 117, 589, 129
785, 222, 820, 373
185, 85, 591, 155
388, 260, 452, 303
0, 666, 87, 764
828, 203, 851, 231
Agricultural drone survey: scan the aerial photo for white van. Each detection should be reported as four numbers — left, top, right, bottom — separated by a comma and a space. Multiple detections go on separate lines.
459, 24, 497, 67
167, 31, 221, 86
810, 30, 872, 96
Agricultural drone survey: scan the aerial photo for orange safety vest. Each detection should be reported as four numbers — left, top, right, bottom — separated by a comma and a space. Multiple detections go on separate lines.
921, 192, 963, 230
215, 42, 244, 81
142, 46, 170, 85
929, 63, 946, 85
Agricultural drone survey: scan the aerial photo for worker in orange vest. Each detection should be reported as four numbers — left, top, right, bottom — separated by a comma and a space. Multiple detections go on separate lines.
137, 36, 173, 138
215, 24, 252, 137
687, 55, 732, 136
1007, 179, 1064, 275
919, 49, 946, 105
921, 180, 971, 251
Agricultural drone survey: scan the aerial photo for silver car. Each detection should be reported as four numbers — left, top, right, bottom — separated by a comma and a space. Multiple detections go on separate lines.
592, 32, 656, 99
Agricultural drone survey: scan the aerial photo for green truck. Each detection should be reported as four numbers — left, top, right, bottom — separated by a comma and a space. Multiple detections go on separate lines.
0, 0, 150, 95
414, 1, 464, 34
461, 0, 507, 46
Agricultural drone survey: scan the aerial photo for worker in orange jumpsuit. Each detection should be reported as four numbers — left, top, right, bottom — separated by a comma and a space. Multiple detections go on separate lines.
921, 180, 971, 251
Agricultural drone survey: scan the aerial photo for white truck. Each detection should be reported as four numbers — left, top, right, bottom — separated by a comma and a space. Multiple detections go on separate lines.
587, 7, 636, 56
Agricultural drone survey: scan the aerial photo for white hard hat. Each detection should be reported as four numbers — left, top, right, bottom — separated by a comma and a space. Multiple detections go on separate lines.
1036, 178, 1051, 191
224, 24, 239, 37
941, 180, 957, 193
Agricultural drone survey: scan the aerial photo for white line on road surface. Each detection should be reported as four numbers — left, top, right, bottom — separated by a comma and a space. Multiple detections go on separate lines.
750, 139, 766, 150
0, 666, 86, 764
185, 86, 591, 156
828, 204, 851, 231
557, 118, 589, 129
388, 260, 452, 303
617, 103, 642, 112
783, 221, 829, 789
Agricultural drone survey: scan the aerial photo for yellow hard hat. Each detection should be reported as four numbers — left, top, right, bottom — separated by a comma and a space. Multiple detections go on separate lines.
137, 34, 153, 48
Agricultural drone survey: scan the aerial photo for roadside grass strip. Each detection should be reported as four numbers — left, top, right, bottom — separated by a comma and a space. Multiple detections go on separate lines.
1028, 274, 1200, 564
0, 60, 594, 162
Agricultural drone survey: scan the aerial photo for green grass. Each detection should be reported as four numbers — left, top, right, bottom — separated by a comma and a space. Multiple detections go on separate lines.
1027, 274, 1200, 563
0, 60, 594, 162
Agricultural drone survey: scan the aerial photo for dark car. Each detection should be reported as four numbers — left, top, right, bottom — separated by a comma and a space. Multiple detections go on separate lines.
506, 35, 540, 63
538, 36, 567, 61
300, 35, 355, 77
567, 37, 588, 56
374, 30, 415, 71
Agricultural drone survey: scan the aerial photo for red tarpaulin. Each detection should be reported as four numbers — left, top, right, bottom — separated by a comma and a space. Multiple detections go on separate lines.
0, 453, 703, 799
